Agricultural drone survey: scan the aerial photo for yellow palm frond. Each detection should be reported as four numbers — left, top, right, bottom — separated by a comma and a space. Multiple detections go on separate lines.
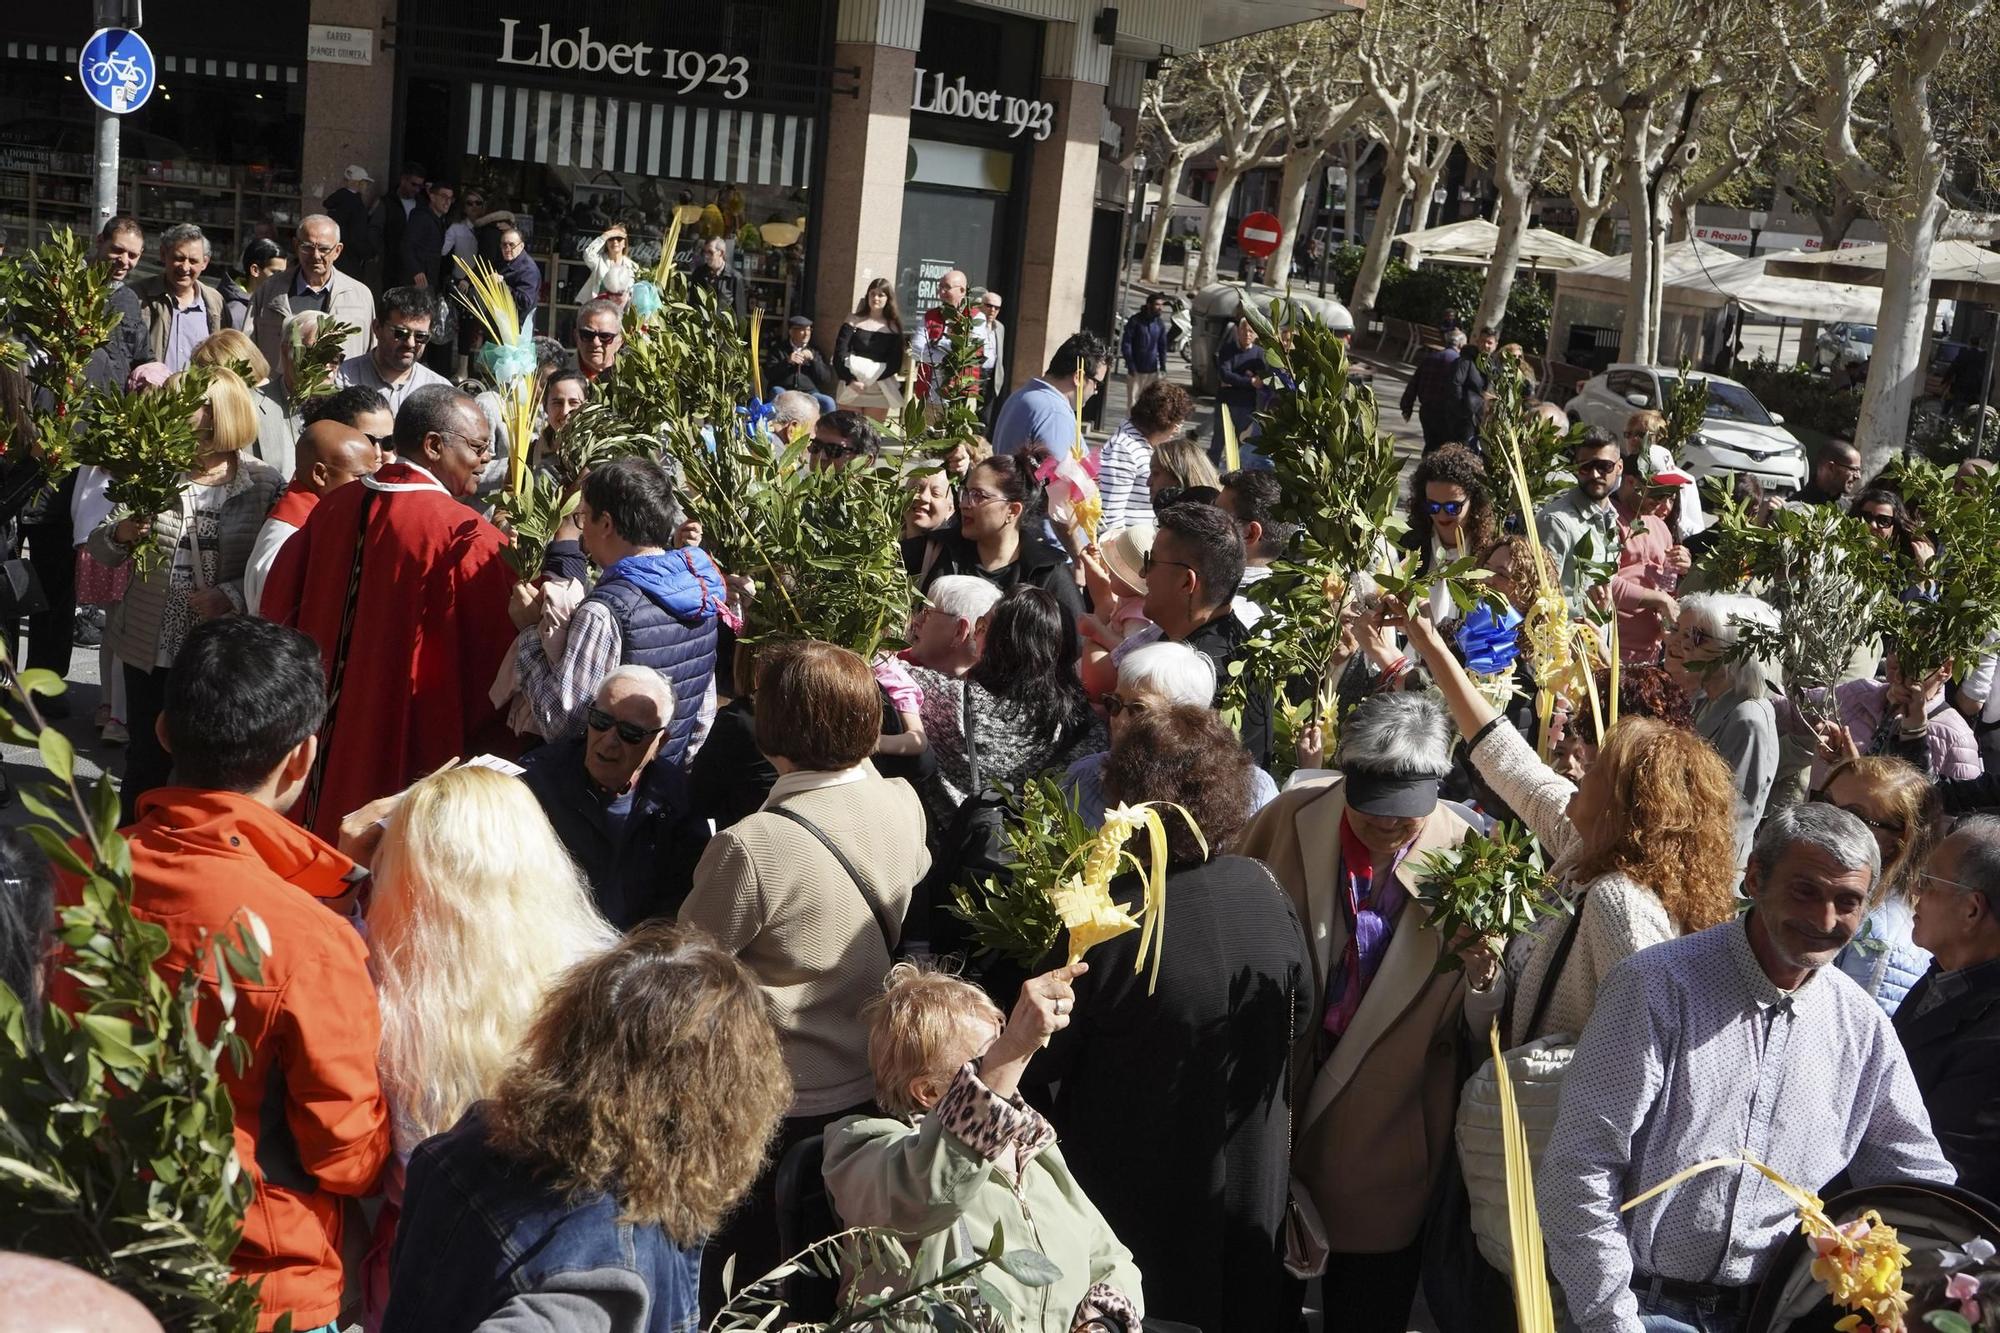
1491, 1022, 1556, 1332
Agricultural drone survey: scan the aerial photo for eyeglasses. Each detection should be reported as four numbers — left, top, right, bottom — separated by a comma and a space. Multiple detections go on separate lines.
387, 325, 432, 344
1140, 553, 1197, 579
1098, 693, 1150, 718
1426, 499, 1466, 516
959, 485, 1004, 508
298, 242, 339, 256
579, 328, 621, 344
1577, 459, 1621, 477
442, 430, 494, 460
1623, 430, 1649, 441
585, 705, 667, 745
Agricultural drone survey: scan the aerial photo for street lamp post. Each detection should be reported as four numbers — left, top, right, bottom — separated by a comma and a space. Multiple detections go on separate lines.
1120, 150, 1148, 330
1746, 209, 1769, 258
1318, 164, 1349, 299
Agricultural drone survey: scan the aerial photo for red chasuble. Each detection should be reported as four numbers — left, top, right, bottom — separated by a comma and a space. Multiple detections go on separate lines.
261, 460, 517, 840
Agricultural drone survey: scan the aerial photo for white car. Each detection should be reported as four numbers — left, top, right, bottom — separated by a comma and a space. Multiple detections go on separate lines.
1565, 364, 1807, 495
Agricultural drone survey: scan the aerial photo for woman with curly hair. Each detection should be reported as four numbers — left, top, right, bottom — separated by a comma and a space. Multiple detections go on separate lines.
1393, 598, 1738, 1047
1026, 703, 1310, 1333
1405, 445, 1497, 625
1547, 663, 1694, 785
382, 922, 791, 1333
1815, 755, 1943, 1013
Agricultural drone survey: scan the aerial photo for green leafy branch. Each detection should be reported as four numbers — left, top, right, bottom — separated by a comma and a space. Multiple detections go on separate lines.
1414, 821, 1559, 975
0, 650, 277, 1332
0, 227, 119, 470
950, 776, 1091, 969
288, 318, 360, 403
1659, 361, 1709, 454
71, 368, 216, 576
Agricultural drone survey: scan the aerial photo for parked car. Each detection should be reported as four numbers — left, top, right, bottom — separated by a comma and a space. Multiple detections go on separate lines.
1814, 322, 1874, 371
1565, 364, 1808, 495
1188, 282, 1355, 396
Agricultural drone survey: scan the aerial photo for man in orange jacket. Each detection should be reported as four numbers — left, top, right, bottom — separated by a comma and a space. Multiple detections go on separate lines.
54, 617, 391, 1333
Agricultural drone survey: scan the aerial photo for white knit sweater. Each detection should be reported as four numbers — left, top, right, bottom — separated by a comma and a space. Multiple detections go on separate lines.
1463, 721, 1681, 1047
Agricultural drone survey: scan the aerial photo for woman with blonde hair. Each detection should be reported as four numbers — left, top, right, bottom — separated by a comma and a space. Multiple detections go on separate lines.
190, 327, 297, 477
366, 764, 618, 1159
825, 959, 1144, 1333
1815, 754, 1943, 1012
88, 368, 283, 817
1147, 434, 1222, 510
382, 922, 792, 1333
1391, 597, 1739, 1045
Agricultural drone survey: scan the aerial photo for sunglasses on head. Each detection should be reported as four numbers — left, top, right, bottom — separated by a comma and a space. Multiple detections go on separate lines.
585, 705, 666, 745
1426, 499, 1465, 516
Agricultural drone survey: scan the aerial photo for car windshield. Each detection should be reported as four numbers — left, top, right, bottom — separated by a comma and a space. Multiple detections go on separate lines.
1850, 326, 1875, 344
1659, 375, 1775, 426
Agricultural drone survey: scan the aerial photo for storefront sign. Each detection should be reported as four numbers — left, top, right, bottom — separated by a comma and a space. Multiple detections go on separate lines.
495, 20, 749, 99
911, 69, 1054, 141
306, 24, 374, 66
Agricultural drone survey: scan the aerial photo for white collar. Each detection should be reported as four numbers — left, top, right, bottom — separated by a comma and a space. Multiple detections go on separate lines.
762, 760, 877, 810
362, 458, 451, 495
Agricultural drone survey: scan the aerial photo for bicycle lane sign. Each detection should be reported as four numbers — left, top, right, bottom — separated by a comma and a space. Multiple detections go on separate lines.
79, 28, 156, 115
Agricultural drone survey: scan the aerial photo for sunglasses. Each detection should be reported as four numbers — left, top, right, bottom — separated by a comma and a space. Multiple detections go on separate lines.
1098, 693, 1150, 717
1426, 499, 1466, 516
1860, 511, 1897, 527
810, 439, 865, 460
585, 705, 667, 745
1577, 459, 1621, 477
579, 328, 621, 344
387, 326, 432, 344
1140, 553, 1197, 579
364, 431, 391, 449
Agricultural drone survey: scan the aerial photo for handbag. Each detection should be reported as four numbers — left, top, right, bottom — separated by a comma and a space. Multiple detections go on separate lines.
1452, 892, 1590, 1276
0, 557, 49, 618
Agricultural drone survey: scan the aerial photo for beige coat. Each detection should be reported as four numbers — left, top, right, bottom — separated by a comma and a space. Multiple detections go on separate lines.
246, 267, 376, 374
1235, 774, 1474, 1252
680, 765, 931, 1117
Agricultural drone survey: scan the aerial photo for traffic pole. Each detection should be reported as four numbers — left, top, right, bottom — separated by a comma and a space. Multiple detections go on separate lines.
89, 0, 131, 231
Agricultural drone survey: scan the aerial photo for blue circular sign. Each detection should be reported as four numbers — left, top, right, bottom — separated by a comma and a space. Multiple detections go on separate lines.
79, 28, 156, 115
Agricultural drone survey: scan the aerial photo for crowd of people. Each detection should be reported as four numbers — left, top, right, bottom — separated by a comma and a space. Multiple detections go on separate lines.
2, 207, 2000, 1333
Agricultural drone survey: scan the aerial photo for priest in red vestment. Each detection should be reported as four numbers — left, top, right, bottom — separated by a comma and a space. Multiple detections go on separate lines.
261, 384, 522, 839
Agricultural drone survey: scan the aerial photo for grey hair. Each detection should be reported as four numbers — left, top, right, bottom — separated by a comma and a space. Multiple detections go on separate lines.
1751, 802, 1882, 888
576, 298, 623, 329
1942, 814, 2000, 913
1334, 692, 1454, 779
1446, 328, 1468, 348
925, 575, 1002, 624
160, 222, 209, 259
298, 213, 341, 243
1676, 592, 1779, 700
770, 390, 819, 429
1117, 641, 1216, 709
283, 309, 331, 357
596, 665, 675, 722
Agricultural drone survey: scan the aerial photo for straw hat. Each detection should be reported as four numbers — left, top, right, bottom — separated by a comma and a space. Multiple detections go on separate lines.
1100, 523, 1155, 594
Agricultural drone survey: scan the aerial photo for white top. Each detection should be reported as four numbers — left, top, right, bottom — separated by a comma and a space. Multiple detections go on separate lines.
579, 233, 637, 305
245, 515, 301, 618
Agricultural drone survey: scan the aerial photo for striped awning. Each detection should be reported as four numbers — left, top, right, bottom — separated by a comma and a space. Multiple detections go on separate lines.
466, 82, 814, 189
4, 39, 299, 84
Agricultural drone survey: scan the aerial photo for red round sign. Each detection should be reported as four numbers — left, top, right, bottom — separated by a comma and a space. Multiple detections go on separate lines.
1237, 211, 1283, 259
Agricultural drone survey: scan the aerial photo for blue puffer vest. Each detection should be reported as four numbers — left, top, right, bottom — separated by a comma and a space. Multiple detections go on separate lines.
587, 549, 724, 770
1836, 897, 1932, 1016
383, 1106, 701, 1333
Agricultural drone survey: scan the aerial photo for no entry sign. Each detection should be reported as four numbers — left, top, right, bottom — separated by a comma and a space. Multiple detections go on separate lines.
1237, 211, 1283, 259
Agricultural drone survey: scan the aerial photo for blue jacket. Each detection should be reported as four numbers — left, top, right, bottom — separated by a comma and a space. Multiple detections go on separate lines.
384, 1105, 702, 1333
1216, 341, 1269, 403
1836, 897, 1932, 1016
586, 549, 725, 771
518, 738, 710, 930
1120, 312, 1171, 374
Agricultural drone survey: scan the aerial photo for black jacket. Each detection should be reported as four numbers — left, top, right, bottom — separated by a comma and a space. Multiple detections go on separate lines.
1444, 352, 1489, 442
518, 739, 710, 930
322, 186, 379, 277
904, 521, 1086, 626
403, 205, 447, 291
1894, 957, 2000, 1202
1183, 611, 1274, 769
687, 264, 745, 322
1026, 855, 1311, 1333
762, 341, 836, 397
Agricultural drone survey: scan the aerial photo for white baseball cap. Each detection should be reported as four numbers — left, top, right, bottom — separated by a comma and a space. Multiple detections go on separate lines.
343, 164, 375, 184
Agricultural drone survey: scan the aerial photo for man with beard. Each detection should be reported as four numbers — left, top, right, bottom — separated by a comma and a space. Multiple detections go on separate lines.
1535, 427, 1624, 612
1541, 803, 1954, 1333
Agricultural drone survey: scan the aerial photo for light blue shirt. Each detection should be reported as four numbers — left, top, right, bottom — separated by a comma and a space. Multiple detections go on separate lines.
164, 295, 210, 373
1539, 915, 1953, 1333
991, 377, 1078, 458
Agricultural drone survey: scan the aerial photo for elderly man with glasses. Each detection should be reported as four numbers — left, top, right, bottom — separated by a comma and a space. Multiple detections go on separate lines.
335, 286, 449, 417
570, 298, 625, 386
519, 666, 712, 929
1898, 815, 2000, 1201
248, 213, 375, 371
260, 385, 521, 842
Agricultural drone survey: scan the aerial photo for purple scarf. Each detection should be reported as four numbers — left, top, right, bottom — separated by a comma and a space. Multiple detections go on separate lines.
1323, 815, 1411, 1042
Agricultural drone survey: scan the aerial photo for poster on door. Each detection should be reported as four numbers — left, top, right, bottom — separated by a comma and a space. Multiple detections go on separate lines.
914, 258, 957, 311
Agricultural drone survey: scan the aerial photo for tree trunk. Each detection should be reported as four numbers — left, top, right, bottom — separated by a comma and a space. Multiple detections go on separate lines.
1350, 162, 1413, 317
1852, 183, 1945, 477
1617, 110, 1667, 364
1475, 176, 1530, 334
1196, 163, 1249, 289
1410, 156, 1445, 232
1271, 146, 1323, 289
1140, 148, 1193, 283
1575, 197, 1613, 249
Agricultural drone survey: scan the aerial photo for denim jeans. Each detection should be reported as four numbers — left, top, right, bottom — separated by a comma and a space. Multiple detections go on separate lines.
1636, 1290, 1748, 1333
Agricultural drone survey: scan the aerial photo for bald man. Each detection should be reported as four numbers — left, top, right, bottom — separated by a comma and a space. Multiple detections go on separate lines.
912, 266, 990, 403
246, 418, 384, 616
0, 1254, 163, 1333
